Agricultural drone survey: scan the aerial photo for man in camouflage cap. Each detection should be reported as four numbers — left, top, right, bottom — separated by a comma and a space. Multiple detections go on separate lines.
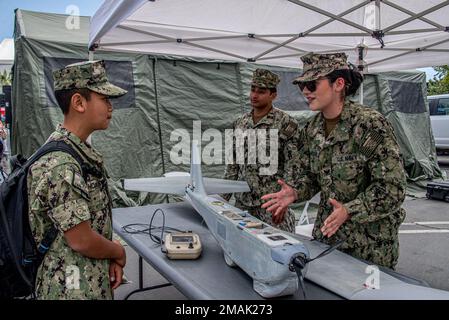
262, 53, 407, 269
28, 60, 128, 299
251, 68, 281, 88
224, 68, 301, 233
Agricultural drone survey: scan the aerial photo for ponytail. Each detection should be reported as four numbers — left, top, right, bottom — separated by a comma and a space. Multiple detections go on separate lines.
327, 69, 363, 97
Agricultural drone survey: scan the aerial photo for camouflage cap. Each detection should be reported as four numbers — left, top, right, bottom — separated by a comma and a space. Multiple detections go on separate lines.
292, 52, 349, 84
53, 60, 128, 97
251, 68, 280, 89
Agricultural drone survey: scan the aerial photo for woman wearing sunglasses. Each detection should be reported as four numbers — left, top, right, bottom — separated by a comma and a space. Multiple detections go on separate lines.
261, 52, 407, 269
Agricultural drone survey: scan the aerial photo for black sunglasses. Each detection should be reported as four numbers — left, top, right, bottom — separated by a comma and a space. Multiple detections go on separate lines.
298, 81, 316, 92
297, 77, 327, 92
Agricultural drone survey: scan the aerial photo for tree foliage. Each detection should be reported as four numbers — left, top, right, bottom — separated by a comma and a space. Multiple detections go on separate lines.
0, 70, 12, 86
427, 66, 449, 96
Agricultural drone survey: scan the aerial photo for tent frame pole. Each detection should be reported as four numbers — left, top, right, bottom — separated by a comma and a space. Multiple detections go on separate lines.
368, 38, 449, 68
382, 0, 446, 30
116, 25, 247, 60
386, 28, 442, 35
383, 0, 449, 33
368, 47, 449, 53
288, 0, 373, 34
252, 0, 371, 61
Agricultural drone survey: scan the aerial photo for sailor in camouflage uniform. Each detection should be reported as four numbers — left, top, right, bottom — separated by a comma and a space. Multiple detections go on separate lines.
262, 53, 407, 269
224, 69, 301, 233
27, 60, 128, 299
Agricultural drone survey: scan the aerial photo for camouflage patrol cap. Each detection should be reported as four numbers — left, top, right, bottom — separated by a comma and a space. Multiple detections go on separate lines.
292, 52, 349, 84
251, 68, 280, 89
53, 60, 127, 97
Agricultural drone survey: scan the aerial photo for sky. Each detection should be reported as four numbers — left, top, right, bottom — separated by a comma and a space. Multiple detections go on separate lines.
0, 0, 440, 80
417, 68, 437, 81
0, 0, 103, 39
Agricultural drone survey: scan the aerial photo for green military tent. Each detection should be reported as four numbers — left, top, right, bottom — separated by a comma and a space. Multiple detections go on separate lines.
11, 9, 443, 205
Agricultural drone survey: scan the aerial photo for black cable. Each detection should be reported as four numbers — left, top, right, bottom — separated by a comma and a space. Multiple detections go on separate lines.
307, 238, 345, 263
121, 208, 184, 246
149, 208, 165, 244
291, 254, 308, 300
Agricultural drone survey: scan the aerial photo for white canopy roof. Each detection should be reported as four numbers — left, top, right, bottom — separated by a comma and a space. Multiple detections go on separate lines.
0, 38, 14, 65
89, 0, 449, 72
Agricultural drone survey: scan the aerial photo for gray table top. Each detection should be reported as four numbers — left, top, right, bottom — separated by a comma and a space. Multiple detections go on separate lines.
112, 201, 342, 300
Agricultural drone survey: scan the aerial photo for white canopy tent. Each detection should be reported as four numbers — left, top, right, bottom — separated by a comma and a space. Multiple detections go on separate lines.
0, 38, 14, 73
89, 0, 449, 72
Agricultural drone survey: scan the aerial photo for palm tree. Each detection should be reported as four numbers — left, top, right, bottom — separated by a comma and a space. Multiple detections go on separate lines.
0, 70, 12, 86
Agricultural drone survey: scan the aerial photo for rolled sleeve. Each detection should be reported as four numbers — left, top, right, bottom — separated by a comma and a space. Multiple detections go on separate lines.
35, 163, 92, 232
49, 199, 90, 232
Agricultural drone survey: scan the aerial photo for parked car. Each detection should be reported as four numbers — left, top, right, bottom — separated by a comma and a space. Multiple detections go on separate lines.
428, 94, 449, 150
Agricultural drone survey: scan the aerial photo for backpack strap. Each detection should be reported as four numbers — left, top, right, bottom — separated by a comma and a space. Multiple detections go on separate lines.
36, 227, 59, 255
25, 140, 94, 180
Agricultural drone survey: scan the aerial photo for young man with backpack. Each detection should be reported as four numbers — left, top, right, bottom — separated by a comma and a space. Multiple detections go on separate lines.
26, 60, 128, 299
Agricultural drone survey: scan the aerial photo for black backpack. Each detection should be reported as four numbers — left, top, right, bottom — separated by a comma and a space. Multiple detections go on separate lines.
0, 140, 91, 299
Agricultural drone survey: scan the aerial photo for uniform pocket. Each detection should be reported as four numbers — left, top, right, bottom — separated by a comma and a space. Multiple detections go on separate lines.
331, 158, 365, 198
331, 158, 364, 180
365, 219, 397, 242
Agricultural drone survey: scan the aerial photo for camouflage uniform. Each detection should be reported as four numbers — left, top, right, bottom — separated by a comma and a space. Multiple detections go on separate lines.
292, 53, 407, 269
225, 69, 301, 233
27, 60, 127, 299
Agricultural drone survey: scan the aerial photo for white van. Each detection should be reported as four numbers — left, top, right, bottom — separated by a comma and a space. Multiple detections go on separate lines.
428, 94, 449, 150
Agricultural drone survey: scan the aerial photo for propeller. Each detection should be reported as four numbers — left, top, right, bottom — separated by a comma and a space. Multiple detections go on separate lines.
290, 239, 345, 300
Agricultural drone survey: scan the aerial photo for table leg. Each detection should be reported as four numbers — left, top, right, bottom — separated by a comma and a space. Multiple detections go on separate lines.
124, 255, 172, 300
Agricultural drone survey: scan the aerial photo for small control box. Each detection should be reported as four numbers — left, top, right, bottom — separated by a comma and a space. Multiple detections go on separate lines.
164, 232, 202, 260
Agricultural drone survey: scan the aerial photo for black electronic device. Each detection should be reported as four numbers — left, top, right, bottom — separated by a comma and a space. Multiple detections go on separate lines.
426, 181, 449, 202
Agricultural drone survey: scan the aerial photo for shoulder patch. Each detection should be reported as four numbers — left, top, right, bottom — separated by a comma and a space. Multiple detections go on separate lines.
360, 130, 384, 158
